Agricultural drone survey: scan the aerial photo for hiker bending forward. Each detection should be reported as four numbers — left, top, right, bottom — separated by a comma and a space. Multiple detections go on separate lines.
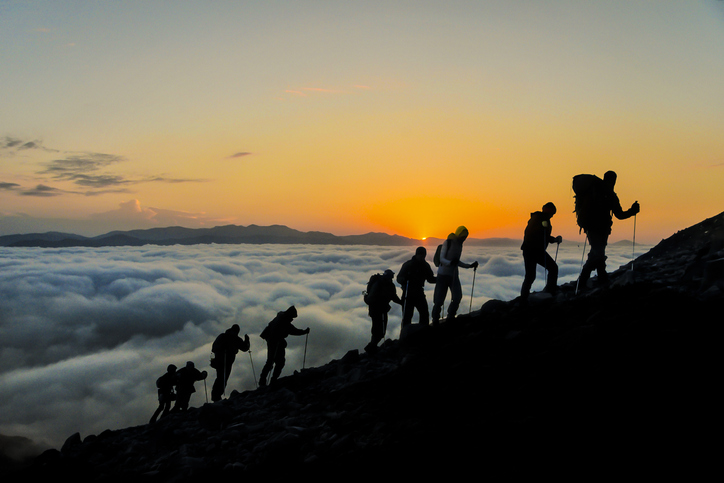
150, 364, 177, 423
364, 269, 402, 353
210, 324, 250, 402
397, 247, 436, 327
259, 306, 309, 387
432, 226, 478, 325
173, 361, 207, 412
520, 202, 562, 299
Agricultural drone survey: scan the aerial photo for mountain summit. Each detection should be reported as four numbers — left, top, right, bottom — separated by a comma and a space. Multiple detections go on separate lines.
5, 212, 721, 481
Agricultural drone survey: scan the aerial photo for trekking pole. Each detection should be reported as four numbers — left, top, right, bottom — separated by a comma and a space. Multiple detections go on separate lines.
555, 242, 560, 262
576, 236, 588, 295
248, 351, 257, 388
303, 333, 308, 370
544, 231, 548, 287
632, 213, 637, 273
222, 353, 227, 398
402, 281, 409, 318
469, 267, 477, 314
203, 378, 208, 403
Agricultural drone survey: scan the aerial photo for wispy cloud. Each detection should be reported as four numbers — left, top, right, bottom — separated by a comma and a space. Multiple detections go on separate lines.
227, 152, 252, 159
1, 137, 57, 153
20, 184, 65, 197
33, 152, 208, 193
40, 153, 126, 178
0, 182, 21, 190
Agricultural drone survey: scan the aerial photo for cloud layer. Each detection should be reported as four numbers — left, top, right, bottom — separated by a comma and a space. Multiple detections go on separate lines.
0, 242, 641, 449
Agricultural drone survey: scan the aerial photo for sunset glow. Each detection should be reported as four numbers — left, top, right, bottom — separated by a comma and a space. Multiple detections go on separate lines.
1, 1, 723, 244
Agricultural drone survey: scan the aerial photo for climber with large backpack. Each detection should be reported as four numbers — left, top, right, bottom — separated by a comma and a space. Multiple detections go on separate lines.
572, 171, 640, 290
363, 269, 401, 353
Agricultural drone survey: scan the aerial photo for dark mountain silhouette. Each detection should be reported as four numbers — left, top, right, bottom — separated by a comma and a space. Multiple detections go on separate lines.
0, 224, 523, 248
3, 212, 721, 481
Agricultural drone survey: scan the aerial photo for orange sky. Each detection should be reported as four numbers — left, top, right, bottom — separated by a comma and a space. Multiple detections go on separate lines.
2, 2, 723, 244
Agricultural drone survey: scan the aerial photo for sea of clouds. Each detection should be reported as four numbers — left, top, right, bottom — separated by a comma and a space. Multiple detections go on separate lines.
0, 241, 643, 449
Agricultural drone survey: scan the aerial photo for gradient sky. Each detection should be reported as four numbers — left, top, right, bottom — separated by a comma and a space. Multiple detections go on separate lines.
1, 1, 723, 244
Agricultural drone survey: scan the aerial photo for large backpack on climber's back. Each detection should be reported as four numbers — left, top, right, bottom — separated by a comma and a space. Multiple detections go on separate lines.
363, 273, 383, 305
572, 174, 603, 233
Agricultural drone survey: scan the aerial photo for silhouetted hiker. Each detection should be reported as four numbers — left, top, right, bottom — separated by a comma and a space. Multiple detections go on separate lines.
259, 306, 310, 386
573, 171, 640, 289
210, 324, 250, 402
431, 226, 479, 325
363, 269, 402, 353
149, 364, 177, 423
397, 247, 437, 327
172, 361, 208, 412
520, 202, 563, 300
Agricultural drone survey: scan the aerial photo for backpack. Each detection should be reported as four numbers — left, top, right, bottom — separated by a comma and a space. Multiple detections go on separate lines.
260, 316, 281, 340
433, 239, 451, 267
572, 174, 604, 233
363, 273, 382, 305
433, 244, 443, 267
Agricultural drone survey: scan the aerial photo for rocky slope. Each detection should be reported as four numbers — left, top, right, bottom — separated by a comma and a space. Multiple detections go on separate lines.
6, 213, 722, 481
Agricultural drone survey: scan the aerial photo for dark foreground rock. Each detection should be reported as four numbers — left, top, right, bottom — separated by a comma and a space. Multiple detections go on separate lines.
6, 213, 723, 481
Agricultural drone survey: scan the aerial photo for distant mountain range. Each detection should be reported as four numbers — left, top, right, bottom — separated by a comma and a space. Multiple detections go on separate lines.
0, 224, 521, 248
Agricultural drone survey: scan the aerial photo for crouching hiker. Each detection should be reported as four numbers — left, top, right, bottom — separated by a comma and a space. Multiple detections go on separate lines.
150, 364, 177, 423
172, 361, 207, 412
259, 306, 310, 387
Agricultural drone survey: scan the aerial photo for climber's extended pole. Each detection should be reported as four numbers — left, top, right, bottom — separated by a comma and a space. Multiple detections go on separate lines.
203, 378, 208, 403
576, 236, 588, 295
632, 213, 637, 273
303, 333, 308, 370
469, 267, 477, 314
402, 280, 409, 319
248, 351, 257, 388
222, 353, 227, 397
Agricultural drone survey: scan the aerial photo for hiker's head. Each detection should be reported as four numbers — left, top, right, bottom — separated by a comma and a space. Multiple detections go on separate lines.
542, 202, 557, 216
454, 226, 469, 241
229, 324, 240, 335
603, 171, 617, 189
185, 361, 195, 369
167, 364, 177, 373
285, 306, 298, 318
383, 269, 395, 279
415, 246, 427, 259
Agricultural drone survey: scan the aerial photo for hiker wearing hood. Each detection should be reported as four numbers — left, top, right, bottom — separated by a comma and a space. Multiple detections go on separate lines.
172, 361, 207, 412
259, 306, 310, 386
431, 226, 479, 325
397, 247, 436, 327
364, 269, 402, 353
520, 202, 562, 299
576, 171, 640, 288
210, 324, 250, 402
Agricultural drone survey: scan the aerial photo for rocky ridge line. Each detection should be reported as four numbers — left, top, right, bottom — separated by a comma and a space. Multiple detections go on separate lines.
7, 212, 723, 481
